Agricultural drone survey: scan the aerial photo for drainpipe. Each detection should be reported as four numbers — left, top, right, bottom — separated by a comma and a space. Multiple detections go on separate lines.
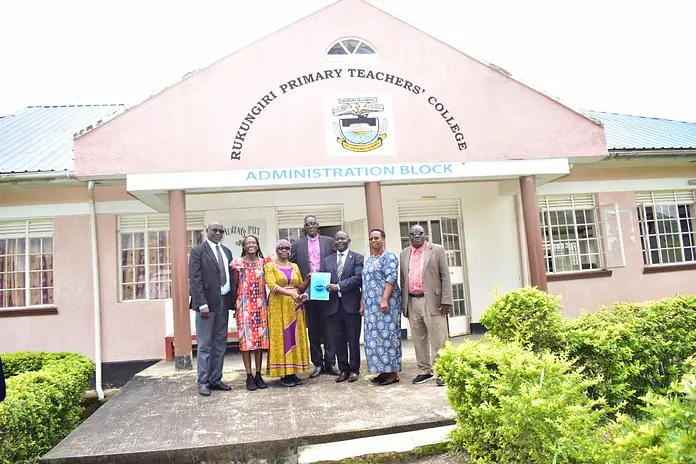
88, 181, 104, 401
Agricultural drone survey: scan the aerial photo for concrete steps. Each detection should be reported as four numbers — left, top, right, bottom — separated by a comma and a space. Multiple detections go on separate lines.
298, 425, 454, 463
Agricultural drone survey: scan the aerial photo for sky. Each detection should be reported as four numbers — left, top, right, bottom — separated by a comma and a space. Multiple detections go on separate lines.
1, 0, 694, 121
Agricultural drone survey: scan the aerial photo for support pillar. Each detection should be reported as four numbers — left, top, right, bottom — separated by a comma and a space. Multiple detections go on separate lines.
519, 176, 548, 292
169, 190, 192, 370
364, 181, 384, 232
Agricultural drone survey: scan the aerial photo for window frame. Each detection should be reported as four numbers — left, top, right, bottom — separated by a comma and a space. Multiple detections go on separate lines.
118, 225, 203, 303
324, 37, 379, 62
0, 219, 55, 309
538, 195, 604, 274
636, 190, 696, 267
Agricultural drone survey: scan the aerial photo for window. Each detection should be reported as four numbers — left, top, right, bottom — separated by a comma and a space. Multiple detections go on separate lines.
539, 195, 602, 273
0, 219, 54, 308
119, 213, 204, 301
325, 38, 378, 58
636, 191, 696, 266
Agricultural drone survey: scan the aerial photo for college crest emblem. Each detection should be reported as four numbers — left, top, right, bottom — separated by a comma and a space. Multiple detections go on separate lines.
331, 97, 389, 153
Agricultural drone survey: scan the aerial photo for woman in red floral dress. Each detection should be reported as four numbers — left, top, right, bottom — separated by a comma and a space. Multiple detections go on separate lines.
231, 235, 272, 391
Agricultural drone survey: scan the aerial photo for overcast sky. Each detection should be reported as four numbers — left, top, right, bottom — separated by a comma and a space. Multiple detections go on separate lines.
1, 0, 694, 121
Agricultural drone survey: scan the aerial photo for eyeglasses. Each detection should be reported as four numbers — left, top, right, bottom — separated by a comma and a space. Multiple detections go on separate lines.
277, 246, 291, 251
304, 222, 318, 227
210, 228, 225, 234
369, 237, 382, 241
409, 231, 425, 237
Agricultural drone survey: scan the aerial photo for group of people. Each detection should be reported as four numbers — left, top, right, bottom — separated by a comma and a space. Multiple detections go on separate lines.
188, 215, 453, 396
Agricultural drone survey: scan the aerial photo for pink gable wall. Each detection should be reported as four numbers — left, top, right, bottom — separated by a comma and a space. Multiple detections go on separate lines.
74, 0, 606, 177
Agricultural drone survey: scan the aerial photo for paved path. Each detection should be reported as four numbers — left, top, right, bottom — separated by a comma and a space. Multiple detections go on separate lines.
42, 336, 477, 463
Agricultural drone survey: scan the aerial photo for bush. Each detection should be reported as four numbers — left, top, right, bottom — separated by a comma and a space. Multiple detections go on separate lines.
436, 337, 606, 464
480, 287, 565, 353
602, 356, 696, 463
565, 296, 696, 414
0, 351, 95, 464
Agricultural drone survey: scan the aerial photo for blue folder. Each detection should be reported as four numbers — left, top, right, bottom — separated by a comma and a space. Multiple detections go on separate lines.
310, 272, 331, 301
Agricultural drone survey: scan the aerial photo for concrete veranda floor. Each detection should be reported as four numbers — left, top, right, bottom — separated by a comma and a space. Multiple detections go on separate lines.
42, 336, 478, 464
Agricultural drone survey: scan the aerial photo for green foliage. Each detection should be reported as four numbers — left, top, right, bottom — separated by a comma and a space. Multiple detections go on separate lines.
436, 337, 606, 464
480, 286, 565, 353
0, 351, 95, 464
602, 357, 696, 463
565, 296, 696, 414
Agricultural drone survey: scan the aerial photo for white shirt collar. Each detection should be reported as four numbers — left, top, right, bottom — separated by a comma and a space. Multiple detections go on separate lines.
337, 249, 350, 256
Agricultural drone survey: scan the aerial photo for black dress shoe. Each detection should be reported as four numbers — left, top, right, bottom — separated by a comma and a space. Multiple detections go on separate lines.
379, 376, 400, 386
348, 373, 359, 382
291, 374, 303, 385
308, 365, 323, 378
335, 372, 349, 383
255, 373, 267, 389
210, 381, 232, 391
246, 376, 257, 391
325, 365, 340, 376
198, 386, 211, 396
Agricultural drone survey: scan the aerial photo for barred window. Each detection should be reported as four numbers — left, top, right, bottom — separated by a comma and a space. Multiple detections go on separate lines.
539, 195, 602, 273
636, 191, 696, 266
0, 219, 54, 308
119, 214, 204, 301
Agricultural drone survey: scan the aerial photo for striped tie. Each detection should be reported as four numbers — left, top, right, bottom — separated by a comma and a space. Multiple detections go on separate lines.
337, 252, 344, 280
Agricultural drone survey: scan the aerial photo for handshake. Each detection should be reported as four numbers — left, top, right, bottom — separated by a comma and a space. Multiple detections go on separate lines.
292, 292, 309, 306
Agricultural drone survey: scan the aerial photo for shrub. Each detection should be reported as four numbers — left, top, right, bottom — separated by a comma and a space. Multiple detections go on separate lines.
602, 356, 696, 463
480, 287, 565, 353
565, 296, 696, 414
436, 337, 606, 464
0, 351, 95, 464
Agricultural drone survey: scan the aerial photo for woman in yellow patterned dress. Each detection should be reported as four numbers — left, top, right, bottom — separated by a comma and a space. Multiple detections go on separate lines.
264, 239, 311, 387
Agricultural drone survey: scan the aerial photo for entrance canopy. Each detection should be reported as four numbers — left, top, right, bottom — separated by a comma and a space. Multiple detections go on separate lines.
73, 0, 607, 181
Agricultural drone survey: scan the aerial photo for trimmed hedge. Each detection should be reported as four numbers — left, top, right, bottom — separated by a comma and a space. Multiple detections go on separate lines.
0, 351, 95, 464
481, 288, 696, 415
436, 337, 606, 463
603, 356, 696, 463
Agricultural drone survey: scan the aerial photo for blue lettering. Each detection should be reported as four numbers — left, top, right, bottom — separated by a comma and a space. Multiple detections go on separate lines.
370, 167, 382, 176
400, 166, 410, 175
333, 168, 344, 177
312, 168, 321, 178
293, 169, 306, 179
272, 170, 287, 180
432, 164, 442, 174
259, 170, 270, 181
444, 164, 453, 173
344, 167, 355, 177
384, 166, 395, 176
323, 168, 332, 177
246, 172, 258, 181
420, 165, 432, 175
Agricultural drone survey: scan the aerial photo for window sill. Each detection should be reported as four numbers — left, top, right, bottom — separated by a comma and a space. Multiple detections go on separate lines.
0, 305, 59, 318
643, 263, 696, 274
546, 269, 613, 282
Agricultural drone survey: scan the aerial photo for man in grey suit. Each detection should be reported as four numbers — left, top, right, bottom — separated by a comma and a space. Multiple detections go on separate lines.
400, 224, 453, 386
290, 214, 338, 377
189, 222, 235, 396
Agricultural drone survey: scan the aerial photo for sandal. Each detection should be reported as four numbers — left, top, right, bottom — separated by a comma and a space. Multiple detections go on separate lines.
371, 373, 388, 384
379, 375, 400, 386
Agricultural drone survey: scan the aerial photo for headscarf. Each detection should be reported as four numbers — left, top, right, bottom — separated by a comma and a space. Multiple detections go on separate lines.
275, 239, 291, 250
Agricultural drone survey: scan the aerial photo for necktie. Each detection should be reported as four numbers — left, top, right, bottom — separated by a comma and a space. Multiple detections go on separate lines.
337, 252, 344, 280
216, 245, 227, 286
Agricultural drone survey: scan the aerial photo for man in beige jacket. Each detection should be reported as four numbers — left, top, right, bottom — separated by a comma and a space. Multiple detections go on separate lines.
400, 224, 453, 386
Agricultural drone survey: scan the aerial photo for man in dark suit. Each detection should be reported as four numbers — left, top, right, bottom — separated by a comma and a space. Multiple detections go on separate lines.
188, 221, 235, 396
290, 214, 337, 377
322, 231, 364, 383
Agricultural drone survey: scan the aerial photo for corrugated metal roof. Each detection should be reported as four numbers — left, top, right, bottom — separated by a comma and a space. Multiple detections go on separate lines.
0, 104, 125, 174
582, 110, 696, 151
